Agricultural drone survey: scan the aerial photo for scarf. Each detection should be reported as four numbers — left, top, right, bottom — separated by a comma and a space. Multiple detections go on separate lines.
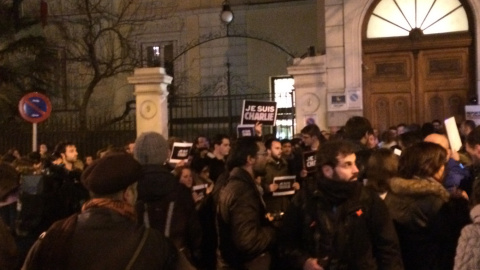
82, 198, 136, 221
317, 178, 359, 206
30, 199, 136, 269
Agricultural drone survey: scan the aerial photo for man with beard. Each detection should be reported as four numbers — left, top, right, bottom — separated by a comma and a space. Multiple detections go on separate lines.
279, 140, 403, 270
465, 126, 480, 205
261, 138, 300, 227
43, 142, 89, 224
216, 136, 275, 269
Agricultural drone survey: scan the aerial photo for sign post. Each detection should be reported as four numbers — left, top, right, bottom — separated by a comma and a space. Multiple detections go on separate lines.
18, 92, 52, 152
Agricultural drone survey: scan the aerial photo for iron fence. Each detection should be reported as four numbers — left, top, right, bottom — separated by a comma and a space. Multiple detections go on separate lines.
0, 113, 136, 159
168, 92, 295, 141
0, 93, 295, 159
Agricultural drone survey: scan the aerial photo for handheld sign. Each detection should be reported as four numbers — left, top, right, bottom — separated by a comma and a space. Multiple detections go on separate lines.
241, 100, 277, 126
18, 92, 52, 123
170, 142, 193, 163
273, 175, 296, 196
444, 117, 462, 152
192, 183, 209, 200
237, 124, 255, 138
465, 105, 480, 126
303, 151, 318, 173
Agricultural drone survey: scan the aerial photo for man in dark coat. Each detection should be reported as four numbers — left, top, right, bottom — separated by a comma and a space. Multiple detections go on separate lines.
216, 136, 275, 269
261, 138, 299, 226
343, 116, 375, 181
22, 153, 178, 269
133, 132, 202, 266
279, 140, 403, 270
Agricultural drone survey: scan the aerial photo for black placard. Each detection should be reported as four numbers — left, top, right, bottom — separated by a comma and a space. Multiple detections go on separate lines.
241, 100, 277, 126
303, 150, 318, 173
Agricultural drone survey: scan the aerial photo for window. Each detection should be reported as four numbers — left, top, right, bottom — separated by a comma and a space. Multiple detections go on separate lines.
141, 41, 175, 76
271, 76, 296, 139
366, 0, 468, 38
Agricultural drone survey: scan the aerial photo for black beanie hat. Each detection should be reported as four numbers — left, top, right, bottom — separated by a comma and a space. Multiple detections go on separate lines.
81, 153, 142, 195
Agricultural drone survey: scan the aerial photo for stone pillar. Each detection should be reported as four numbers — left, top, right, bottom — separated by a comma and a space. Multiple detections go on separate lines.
287, 55, 327, 133
127, 68, 172, 137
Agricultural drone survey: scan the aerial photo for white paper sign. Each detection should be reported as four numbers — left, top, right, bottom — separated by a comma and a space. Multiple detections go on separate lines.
444, 117, 462, 152
465, 105, 480, 126
169, 142, 193, 163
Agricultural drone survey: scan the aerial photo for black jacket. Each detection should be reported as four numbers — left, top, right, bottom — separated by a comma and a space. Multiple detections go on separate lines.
279, 177, 403, 270
136, 164, 202, 263
216, 167, 275, 269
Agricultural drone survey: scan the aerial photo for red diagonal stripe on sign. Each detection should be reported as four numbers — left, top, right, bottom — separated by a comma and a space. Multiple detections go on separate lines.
24, 99, 45, 116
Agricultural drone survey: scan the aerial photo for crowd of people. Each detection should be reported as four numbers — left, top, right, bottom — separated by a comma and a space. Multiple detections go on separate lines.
0, 117, 480, 269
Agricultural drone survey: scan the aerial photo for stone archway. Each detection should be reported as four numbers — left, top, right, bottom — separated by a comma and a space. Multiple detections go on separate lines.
361, 0, 474, 131
321, 0, 480, 129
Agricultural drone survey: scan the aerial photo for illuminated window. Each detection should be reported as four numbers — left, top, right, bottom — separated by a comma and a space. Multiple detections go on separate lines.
273, 77, 294, 108
271, 76, 296, 139
367, 0, 468, 38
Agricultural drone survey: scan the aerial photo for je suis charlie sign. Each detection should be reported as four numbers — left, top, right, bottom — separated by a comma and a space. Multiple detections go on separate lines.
241, 100, 277, 126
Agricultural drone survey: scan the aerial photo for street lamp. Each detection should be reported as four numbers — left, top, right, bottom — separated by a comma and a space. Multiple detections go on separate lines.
220, 1, 234, 134
220, 1, 234, 25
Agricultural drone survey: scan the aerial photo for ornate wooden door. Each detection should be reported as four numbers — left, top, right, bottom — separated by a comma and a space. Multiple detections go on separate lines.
363, 46, 470, 132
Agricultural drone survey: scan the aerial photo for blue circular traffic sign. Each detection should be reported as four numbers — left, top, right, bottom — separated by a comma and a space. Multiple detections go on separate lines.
18, 92, 52, 123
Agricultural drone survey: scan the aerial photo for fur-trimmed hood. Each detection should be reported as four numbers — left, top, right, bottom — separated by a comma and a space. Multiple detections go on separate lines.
470, 204, 480, 223
388, 176, 450, 203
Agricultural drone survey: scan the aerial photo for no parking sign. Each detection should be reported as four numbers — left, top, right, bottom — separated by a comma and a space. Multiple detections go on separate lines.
18, 92, 52, 151
18, 92, 52, 123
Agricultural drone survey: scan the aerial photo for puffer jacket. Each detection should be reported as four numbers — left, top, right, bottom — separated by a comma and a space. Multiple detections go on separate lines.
216, 167, 275, 269
386, 177, 470, 270
454, 205, 480, 270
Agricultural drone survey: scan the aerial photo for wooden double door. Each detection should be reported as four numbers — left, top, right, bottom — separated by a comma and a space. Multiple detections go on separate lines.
362, 34, 473, 132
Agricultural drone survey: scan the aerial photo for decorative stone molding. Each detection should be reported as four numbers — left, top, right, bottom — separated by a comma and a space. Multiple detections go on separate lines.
287, 55, 327, 132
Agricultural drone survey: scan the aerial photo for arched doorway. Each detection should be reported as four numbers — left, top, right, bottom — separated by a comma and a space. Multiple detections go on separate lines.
362, 0, 475, 132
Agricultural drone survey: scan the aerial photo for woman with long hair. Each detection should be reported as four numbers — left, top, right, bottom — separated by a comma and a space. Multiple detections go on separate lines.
385, 142, 470, 270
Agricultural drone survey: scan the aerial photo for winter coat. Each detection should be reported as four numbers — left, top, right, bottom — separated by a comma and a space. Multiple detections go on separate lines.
216, 167, 275, 269
261, 156, 293, 214
22, 207, 178, 270
136, 164, 202, 262
454, 204, 480, 270
0, 218, 17, 270
279, 177, 403, 270
386, 177, 470, 270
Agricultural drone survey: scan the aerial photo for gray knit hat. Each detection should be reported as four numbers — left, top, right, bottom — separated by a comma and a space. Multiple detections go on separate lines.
134, 132, 169, 165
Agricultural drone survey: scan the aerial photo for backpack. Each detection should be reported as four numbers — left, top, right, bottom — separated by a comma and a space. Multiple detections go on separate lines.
16, 174, 46, 236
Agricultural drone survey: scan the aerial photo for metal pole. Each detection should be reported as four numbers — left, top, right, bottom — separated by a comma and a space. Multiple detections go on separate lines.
227, 61, 233, 135
291, 89, 295, 137
32, 123, 37, 152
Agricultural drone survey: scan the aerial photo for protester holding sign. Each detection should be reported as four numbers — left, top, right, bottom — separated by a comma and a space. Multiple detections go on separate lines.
241, 100, 277, 126
261, 138, 299, 228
